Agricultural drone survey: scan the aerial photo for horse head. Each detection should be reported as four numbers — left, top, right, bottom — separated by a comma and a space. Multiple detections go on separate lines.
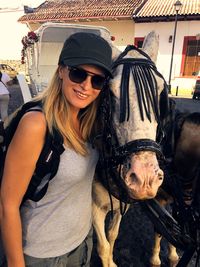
96, 31, 168, 201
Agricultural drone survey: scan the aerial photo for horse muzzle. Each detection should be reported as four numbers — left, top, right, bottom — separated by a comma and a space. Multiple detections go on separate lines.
124, 151, 164, 200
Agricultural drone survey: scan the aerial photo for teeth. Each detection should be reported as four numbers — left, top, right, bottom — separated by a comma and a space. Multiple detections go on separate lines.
75, 90, 87, 98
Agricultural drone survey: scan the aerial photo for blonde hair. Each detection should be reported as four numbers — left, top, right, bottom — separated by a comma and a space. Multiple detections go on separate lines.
35, 67, 101, 155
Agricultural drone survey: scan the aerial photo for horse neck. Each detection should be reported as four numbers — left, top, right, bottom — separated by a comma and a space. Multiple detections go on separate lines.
174, 151, 199, 184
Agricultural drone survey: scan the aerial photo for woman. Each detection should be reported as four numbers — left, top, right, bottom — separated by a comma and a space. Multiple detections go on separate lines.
1, 32, 112, 267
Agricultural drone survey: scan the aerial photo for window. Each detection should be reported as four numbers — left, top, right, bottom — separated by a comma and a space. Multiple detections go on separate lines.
182, 37, 200, 76
134, 37, 144, 48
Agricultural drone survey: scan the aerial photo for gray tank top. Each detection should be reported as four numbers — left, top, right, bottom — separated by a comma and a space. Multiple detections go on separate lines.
20, 144, 98, 258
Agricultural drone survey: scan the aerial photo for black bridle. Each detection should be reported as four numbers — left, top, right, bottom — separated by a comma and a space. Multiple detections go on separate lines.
112, 45, 169, 124
94, 45, 168, 211
102, 45, 167, 159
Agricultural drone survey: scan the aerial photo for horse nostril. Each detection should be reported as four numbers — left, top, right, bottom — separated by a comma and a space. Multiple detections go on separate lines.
158, 171, 164, 180
130, 172, 137, 183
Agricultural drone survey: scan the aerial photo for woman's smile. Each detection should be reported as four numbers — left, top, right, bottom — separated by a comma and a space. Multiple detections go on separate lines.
73, 88, 88, 99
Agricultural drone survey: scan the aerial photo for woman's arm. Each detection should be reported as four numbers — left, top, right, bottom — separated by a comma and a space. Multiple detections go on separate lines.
1, 111, 46, 267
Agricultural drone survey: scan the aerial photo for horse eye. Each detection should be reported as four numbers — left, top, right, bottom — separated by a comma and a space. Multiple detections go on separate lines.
123, 159, 131, 170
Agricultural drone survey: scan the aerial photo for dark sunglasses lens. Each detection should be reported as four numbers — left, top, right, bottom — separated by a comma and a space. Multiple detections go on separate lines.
69, 67, 106, 90
92, 75, 105, 90
69, 68, 87, 83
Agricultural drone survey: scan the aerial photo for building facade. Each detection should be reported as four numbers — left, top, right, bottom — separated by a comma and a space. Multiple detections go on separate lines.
18, 0, 200, 90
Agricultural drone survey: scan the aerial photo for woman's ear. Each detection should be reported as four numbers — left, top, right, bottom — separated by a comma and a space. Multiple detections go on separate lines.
58, 65, 65, 79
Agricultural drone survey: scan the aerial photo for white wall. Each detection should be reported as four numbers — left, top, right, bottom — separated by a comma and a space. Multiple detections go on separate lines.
135, 20, 200, 82
0, 10, 28, 59
27, 18, 200, 90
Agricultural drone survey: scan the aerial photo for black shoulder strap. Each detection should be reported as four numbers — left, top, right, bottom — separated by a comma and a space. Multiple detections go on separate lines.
20, 102, 65, 203
23, 127, 65, 203
1, 100, 65, 203
0, 103, 41, 181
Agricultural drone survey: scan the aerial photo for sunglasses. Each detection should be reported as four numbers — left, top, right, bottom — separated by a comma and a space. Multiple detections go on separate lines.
68, 66, 107, 90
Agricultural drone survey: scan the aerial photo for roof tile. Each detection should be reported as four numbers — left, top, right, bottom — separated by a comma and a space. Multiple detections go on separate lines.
134, 0, 200, 18
18, 0, 200, 23
19, 0, 145, 22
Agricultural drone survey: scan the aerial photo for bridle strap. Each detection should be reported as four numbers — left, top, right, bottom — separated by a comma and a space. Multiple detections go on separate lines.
112, 45, 169, 144
94, 45, 165, 209
114, 138, 163, 159
104, 139, 163, 168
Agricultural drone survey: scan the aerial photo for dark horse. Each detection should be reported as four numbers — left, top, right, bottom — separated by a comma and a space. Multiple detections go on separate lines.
149, 106, 200, 267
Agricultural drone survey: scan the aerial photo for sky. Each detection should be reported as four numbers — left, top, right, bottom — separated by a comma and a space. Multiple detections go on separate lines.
0, 0, 44, 60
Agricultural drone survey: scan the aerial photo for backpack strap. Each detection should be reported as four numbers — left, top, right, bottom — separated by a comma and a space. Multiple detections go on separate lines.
20, 103, 65, 203
23, 127, 65, 203
1, 100, 64, 204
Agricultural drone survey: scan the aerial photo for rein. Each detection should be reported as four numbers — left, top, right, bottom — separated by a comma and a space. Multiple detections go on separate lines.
94, 45, 166, 212
167, 162, 200, 267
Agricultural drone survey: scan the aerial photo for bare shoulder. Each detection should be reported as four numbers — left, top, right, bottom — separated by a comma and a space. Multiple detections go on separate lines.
18, 111, 47, 135
12, 111, 47, 145
2, 111, 48, 205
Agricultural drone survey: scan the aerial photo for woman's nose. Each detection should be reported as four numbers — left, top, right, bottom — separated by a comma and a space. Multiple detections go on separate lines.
81, 76, 93, 90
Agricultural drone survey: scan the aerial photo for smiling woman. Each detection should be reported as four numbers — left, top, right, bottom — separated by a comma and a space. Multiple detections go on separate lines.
0, 31, 113, 267
58, 64, 103, 120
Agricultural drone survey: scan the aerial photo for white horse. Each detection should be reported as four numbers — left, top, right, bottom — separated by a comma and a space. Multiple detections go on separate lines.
150, 112, 200, 267
92, 31, 169, 267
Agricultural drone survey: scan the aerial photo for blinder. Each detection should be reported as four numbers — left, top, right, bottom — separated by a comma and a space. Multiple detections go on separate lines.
112, 45, 169, 127
94, 44, 168, 206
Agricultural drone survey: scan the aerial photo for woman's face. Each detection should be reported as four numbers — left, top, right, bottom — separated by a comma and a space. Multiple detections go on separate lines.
59, 64, 105, 114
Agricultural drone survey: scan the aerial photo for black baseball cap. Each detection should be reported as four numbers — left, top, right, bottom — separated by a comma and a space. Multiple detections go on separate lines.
58, 32, 113, 77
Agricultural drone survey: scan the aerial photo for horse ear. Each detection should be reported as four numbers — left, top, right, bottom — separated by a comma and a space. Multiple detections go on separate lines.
142, 31, 159, 64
